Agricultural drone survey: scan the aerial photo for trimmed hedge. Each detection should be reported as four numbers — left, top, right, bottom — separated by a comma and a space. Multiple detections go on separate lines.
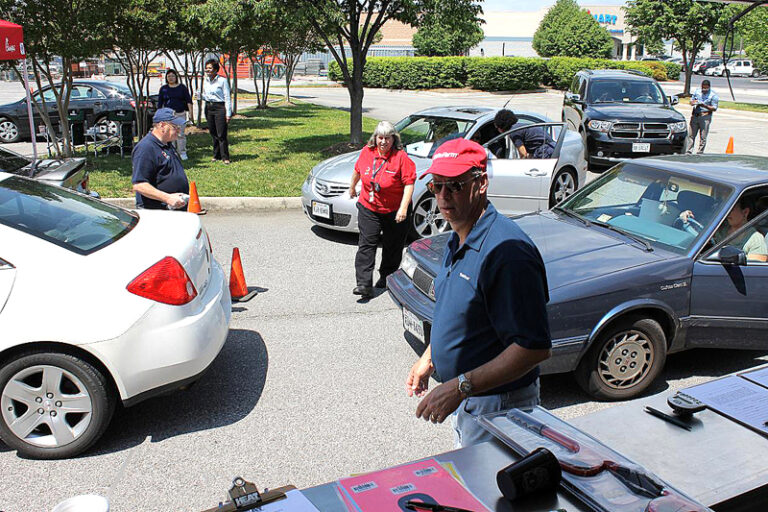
328, 56, 677, 92
465, 57, 547, 91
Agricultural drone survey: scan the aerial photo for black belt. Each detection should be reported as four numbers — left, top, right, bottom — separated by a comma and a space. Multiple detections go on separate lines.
207, 101, 225, 105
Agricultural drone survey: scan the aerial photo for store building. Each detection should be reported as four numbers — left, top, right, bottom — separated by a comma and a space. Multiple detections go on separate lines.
470, 4, 642, 60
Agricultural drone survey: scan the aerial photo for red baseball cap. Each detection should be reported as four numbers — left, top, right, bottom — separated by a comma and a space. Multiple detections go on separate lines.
420, 138, 487, 179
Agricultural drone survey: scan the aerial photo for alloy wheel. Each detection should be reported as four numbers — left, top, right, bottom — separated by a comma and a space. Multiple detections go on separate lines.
551, 170, 577, 206
412, 195, 450, 238
0, 119, 19, 143
1, 364, 93, 449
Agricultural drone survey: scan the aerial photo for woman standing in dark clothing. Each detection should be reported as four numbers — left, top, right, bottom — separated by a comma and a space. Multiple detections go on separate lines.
201, 58, 232, 164
348, 121, 416, 299
157, 69, 193, 160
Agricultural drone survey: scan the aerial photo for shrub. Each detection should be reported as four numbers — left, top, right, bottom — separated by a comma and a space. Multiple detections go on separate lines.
544, 57, 666, 89
661, 61, 682, 81
533, 0, 614, 58
465, 57, 546, 91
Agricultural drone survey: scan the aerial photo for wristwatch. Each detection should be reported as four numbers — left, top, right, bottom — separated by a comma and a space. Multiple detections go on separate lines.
458, 373, 473, 397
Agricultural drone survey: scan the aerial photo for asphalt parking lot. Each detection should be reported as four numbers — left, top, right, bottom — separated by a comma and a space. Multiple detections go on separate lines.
2, 209, 767, 511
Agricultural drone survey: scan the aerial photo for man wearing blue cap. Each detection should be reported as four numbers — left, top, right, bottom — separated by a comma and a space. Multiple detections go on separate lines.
132, 107, 190, 210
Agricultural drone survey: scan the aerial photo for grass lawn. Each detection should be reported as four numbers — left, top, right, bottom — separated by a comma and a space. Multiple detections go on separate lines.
678, 96, 768, 114
87, 101, 379, 198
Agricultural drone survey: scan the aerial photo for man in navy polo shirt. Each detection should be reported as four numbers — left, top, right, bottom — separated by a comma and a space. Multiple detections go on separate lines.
405, 138, 551, 448
131, 107, 190, 210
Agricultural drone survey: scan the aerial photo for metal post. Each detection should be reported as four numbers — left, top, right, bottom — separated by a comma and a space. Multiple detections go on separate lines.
21, 59, 37, 161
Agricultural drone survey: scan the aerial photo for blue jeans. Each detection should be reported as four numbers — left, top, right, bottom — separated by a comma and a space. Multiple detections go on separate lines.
451, 380, 540, 448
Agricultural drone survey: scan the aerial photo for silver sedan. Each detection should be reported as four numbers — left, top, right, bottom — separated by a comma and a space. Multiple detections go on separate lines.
302, 106, 588, 239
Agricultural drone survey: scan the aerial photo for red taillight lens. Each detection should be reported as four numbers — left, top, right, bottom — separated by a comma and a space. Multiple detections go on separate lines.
129, 100, 136, 108
126, 256, 197, 305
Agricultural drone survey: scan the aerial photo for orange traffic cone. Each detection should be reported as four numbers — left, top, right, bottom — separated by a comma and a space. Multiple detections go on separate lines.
725, 136, 734, 154
188, 181, 206, 215
229, 247, 257, 302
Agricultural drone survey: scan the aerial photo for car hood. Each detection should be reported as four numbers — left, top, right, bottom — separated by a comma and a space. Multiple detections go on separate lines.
409, 211, 667, 290
587, 104, 684, 122
312, 150, 432, 183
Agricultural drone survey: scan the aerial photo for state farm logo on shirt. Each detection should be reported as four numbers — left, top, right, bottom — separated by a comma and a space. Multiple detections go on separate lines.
364, 167, 371, 175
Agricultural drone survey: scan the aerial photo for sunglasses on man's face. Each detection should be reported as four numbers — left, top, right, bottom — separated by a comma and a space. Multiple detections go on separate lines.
427, 175, 479, 195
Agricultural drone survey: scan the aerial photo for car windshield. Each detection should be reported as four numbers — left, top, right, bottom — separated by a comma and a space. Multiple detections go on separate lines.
558, 163, 732, 254
0, 148, 31, 173
395, 115, 476, 158
588, 79, 666, 104
0, 176, 138, 255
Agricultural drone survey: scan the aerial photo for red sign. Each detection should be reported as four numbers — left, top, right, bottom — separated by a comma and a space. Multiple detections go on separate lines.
0, 19, 25, 61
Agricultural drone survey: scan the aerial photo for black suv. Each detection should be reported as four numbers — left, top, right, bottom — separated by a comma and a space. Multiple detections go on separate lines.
562, 69, 687, 171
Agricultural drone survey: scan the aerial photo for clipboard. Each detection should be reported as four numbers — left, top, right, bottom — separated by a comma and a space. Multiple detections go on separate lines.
201, 477, 296, 511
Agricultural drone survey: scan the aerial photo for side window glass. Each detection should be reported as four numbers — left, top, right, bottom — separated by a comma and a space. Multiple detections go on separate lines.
71, 86, 103, 100
33, 89, 57, 103
578, 78, 587, 98
707, 195, 768, 262
570, 76, 580, 94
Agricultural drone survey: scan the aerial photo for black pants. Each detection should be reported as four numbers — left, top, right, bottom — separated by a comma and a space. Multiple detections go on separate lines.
355, 202, 410, 287
205, 102, 229, 161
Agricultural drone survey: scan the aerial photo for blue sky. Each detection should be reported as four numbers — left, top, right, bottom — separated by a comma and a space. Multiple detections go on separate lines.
482, 0, 626, 11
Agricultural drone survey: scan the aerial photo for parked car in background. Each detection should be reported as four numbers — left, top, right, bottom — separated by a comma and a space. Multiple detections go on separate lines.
563, 69, 687, 172
695, 58, 722, 75
388, 155, 768, 400
723, 59, 760, 77
302, 106, 587, 239
0, 146, 94, 196
0, 80, 155, 144
0, 173, 231, 458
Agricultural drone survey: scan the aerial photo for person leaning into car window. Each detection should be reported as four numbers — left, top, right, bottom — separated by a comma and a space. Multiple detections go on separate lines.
348, 121, 416, 299
679, 198, 768, 261
493, 109, 555, 159
131, 108, 189, 211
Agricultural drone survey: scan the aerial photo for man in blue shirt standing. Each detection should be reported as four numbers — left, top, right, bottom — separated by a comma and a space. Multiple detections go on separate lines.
687, 79, 719, 154
405, 138, 552, 448
131, 107, 189, 210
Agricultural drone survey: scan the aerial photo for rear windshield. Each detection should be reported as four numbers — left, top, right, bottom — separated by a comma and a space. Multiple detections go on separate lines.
0, 176, 137, 255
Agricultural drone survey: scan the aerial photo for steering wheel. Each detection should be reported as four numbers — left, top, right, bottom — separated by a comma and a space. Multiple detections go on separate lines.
673, 216, 704, 233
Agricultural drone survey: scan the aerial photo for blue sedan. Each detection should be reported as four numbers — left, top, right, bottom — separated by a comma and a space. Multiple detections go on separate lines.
387, 155, 768, 400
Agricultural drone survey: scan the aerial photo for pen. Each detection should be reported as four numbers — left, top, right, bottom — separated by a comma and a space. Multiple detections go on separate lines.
644, 406, 691, 431
405, 500, 475, 512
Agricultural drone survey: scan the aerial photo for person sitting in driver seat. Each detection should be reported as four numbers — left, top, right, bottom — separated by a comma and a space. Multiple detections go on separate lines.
680, 197, 767, 261
493, 109, 555, 159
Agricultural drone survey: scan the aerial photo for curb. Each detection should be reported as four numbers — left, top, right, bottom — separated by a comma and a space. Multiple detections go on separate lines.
102, 196, 303, 212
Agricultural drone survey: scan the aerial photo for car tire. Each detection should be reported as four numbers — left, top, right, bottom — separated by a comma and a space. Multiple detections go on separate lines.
575, 316, 667, 401
0, 351, 115, 459
549, 167, 578, 208
0, 117, 21, 143
410, 193, 450, 240
753, 70, 760, 78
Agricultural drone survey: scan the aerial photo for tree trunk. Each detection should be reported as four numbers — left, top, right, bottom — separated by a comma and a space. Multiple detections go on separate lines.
348, 52, 365, 144
230, 53, 239, 115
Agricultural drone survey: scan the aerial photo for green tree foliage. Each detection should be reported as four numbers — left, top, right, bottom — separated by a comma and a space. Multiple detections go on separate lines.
624, 0, 725, 96
0, 0, 115, 156
532, 0, 614, 59
732, 5, 768, 74
282, 0, 424, 143
412, 0, 484, 57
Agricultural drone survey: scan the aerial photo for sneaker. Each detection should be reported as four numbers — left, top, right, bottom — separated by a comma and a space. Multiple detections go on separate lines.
180, 153, 188, 160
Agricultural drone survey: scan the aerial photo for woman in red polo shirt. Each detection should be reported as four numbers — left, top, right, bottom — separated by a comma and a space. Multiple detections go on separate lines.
348, 121, 416, 299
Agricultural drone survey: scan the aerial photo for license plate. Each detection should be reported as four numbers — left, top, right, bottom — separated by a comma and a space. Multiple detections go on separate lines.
632, 143, 651, 153
311, 200, 331, 219
403, 308, 425, 343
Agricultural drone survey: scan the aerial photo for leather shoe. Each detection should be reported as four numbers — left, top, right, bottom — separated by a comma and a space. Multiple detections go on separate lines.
353, 285, 373, 298
374, 277, 388, 289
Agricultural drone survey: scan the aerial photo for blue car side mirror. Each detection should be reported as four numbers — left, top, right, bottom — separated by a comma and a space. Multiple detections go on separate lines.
711, 245, 747, 266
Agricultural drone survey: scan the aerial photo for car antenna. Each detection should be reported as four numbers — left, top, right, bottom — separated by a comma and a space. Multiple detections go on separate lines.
502, 98, 512, 109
